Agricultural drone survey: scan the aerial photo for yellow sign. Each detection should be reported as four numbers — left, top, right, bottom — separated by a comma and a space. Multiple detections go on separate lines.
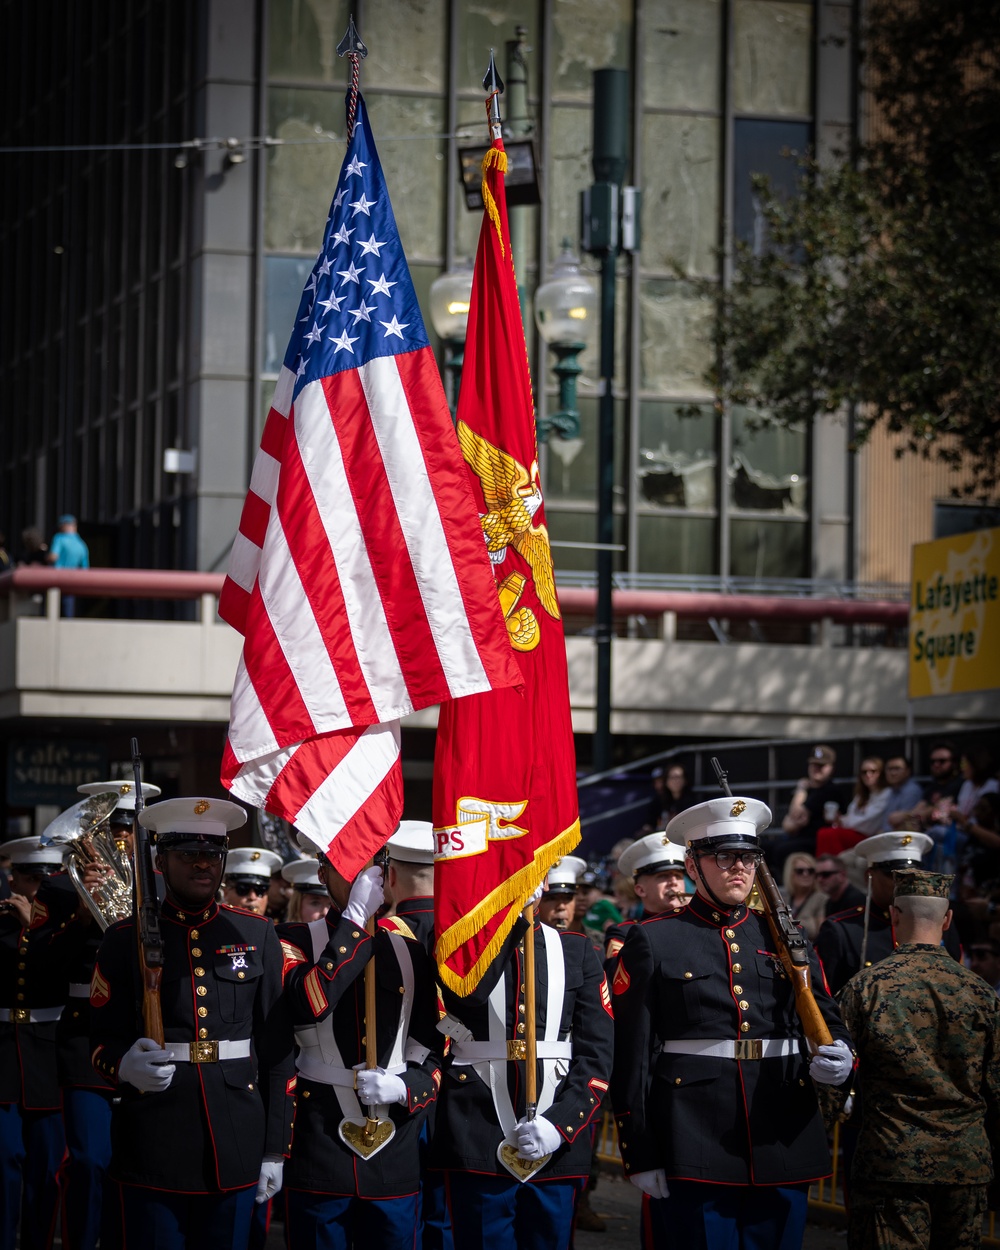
909, 527, 1000, 698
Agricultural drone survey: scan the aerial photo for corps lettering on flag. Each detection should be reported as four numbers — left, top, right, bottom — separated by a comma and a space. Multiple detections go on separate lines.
432, 135, 581, 996
220, 95, 519, 878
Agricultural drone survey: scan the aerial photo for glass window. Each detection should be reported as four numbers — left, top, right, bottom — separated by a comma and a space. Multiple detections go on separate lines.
547, 105, 593, 264
549, 0, 631, 100
362, 0, 447, 92
638, 402, 717, 511
640, 112, 720, 278
638, 280, 715, 396
543, 396, 625, 503
546, 508, 625, 576
729, 517, 808, 579
733, 1, 812, 117
729, 406, 807, 515
364, 93, 446, 265
642, 0, 722, 113
263, 255, 315, 374
265, 88, 347, 252
637, 514, 718, 575
732, 118, 811, 252
268, 0, 351, 83
458, 3, 538, 102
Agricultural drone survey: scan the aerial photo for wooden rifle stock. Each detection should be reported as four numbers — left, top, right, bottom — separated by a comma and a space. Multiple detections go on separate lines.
709, 758, 833, 1052
130, 738, 164, 1045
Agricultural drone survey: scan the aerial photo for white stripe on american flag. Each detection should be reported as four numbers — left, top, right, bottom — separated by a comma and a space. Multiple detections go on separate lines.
295, 722, 401, 845
257, 502, 349, 731
271, 365, 295, 418
249, 447, 281, 509
360, 356, 489, 698
228, 654, 280, 756
295, 380, 405, 722
227, 739, 298, 803
227, 530, 263, 596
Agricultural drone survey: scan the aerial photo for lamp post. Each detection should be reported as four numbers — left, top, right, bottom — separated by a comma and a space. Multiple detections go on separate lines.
534, 244, 597, 442
429, 261, 474, 413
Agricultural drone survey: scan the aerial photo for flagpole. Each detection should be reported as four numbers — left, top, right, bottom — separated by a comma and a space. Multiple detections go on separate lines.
522, 902, 538, 1120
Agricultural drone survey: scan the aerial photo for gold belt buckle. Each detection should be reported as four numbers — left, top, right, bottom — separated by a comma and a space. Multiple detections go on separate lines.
190, 1039, 219, 1063
10, 1008, 30, 1024
735, 1039, 763, 1061
506, 1039, 527, 1061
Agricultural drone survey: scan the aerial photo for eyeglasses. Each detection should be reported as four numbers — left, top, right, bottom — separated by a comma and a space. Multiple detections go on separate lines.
793, 866, 815, 876
815, 870, 840, 880
707, 851, 762, 871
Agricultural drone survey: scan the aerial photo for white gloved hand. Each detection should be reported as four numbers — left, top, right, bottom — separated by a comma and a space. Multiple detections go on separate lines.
119, 1037, 176, 1093
514, 1115, 561, 1160
255, 1155, 284, 1204
355, 1065, 408, 1106
809, 1039, 853, 1086
342, 866, 385, 928
630, 1169, 670, 1200
526, 883, 544, 910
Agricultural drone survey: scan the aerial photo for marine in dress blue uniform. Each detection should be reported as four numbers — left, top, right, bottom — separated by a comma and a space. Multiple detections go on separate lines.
222, 846, 284, 917
433, 872, 615, 1250
610, 798, 853, 1250
604, 834, 690, 965
0, 836, 85, 1250
88, 798, 295, 1250
278, 853, 443, 1250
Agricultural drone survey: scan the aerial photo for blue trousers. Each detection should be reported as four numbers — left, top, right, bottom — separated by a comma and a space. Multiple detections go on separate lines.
284, 1189, 419, 1250
666, 1180, 809, 1250
0, 1101, 65, 1250
61, 1087, 114, 1250
118, 1184, 256, 1250
418, 1117, 453, 1250
444, 1172, 578, 1250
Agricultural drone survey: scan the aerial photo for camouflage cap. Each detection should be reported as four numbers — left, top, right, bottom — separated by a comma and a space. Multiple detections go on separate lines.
892, 869, 953, 901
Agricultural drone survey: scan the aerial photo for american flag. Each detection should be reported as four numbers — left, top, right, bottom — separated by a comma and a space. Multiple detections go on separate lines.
220, 96, 520, 878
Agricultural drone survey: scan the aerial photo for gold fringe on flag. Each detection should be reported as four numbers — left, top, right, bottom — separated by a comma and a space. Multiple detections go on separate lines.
481, 146, 508, 259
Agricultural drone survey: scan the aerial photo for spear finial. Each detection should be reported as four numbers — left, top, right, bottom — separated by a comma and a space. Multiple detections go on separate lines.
337, 18, 368, 140
483, 49, 505, 142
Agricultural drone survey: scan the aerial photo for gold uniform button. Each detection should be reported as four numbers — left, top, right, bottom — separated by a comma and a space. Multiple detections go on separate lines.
197, 986, 207, 997
191, 948, 202, 957
17, 962, 25, 971
732, 985, 743, 995
458, 1073, 467, 1081
799, 1078, 806, 1087
674, 1077, 682, 1086
248, 1083, 254, 1091
864, 961, 872, 967
517, 1023, 525, 1034
725, 929, 736, 939
194, 967, 205, 977
302, 1090, 311, 1098
237, 971, 245, 979
198, 1006, 208, 1018
361, 1036, 367, 1045
730, 944, 740, 953
327, 962, 335, 970
72, 1011, 79, 1019
579, 1112, 585, 1119
339, 947, 347, 954
16, 978, 24, 986
398, 986, 405, 994
741, 1022, 750, 1033
518, 1004, 525, 1013
566, 1125, 573, 1133
739, 1000, 750, 1011
352, 932, 361, 939
16, 993, 24, 1002
199, 1028, 208, 1039
191, 930, 200, 940
683, 972, 693, 980
732, 963, 742, 974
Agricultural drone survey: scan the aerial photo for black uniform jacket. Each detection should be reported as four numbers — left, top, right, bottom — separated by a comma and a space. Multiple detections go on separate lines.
0, 873, 88, 1109
58, 920, 112, 1090
278, 907, 442, 1199
610, 892, 851, 1186
89, 899, 295, 1193
816, 902, 962, 995
433, 919, 614, 1181
388, 894, 435, 958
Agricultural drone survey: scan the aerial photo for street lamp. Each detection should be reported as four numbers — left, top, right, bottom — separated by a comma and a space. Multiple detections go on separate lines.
534, 244, 597, 442
429, 261, 474, 413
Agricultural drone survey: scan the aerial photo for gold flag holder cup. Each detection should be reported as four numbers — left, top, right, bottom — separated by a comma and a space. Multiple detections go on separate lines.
338, 1113, 395, 1160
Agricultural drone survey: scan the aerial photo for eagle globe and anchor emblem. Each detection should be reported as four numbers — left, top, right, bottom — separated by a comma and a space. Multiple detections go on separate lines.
457, 421, 560, 651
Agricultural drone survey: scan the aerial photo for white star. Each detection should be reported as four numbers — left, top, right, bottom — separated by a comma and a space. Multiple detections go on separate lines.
318, 292, 345, 316
303, 323, 324, 347
367, 272, 397, 298
358, 234, 386, 257
349, 300, 375, 325
305, 274, 317, 293
295, 357, 308, 378
332, 223, 354, 248
337, 261, 364, 287
380, 315, 409, 340
317, 256, 333, 277
349, 192, 377, 217
333, 187, 347, 209
330, 328, 359, 355
345, 156, 368, 178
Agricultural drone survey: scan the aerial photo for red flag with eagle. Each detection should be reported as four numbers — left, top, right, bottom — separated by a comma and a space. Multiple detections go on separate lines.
432, 134, 581, 996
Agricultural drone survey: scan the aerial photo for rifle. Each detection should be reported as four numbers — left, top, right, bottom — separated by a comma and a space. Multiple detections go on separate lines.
130, 737, 164, 1044
710, 757, 833, 1052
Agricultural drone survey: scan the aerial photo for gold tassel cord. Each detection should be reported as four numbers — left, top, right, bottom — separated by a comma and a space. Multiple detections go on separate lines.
481, 144, 508, 259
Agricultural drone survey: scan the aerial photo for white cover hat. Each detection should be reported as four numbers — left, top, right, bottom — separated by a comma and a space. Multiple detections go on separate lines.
387, 821, 435, 866
543, 854, 587, 895
618, 833, 688, 879
281, 858, 328, 894
853, 831, 932, 869
666, 796, 772, 850
78, 780, 162, 813
0, 836, 65, 873
139, 797, 247, 845
225, 846, 283, 883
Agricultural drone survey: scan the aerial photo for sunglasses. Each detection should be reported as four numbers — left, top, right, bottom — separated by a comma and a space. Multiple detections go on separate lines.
793, 867, 815, 876
227, 880, 264, 896
171, 849, 224, 864
815, 870, 840, 879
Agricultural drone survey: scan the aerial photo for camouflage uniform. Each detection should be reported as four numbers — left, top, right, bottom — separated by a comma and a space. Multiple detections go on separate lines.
840, 943, 1000, 1249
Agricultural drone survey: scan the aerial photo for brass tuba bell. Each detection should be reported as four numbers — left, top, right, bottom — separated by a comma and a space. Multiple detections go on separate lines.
40, 793, 134, 930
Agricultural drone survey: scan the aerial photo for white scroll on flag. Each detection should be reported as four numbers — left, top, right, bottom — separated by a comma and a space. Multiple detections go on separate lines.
219, 96, 520, 879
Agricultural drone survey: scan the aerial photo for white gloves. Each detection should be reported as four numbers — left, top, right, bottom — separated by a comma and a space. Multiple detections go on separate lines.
526, 883, 544, 910
356, 1066, 408, 1106
255, 1155, 284, 1204
630, 1168, 670, 1199
809, 1039, 853, 1086
514, 1115, 561, 1160
342, 866, 385, 928
119, 1038, 175, 1093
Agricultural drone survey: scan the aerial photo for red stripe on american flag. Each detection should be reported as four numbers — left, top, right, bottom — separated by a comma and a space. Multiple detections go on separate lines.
275, 410, 378, 722
322, 369, 450, 709
241, 589, 316, 744
261, 406, 287, 460
239, 489, 271, 552
219, 579, 250, 635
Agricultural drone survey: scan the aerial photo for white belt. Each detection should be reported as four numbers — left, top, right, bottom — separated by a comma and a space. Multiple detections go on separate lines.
162, 1040, 251, 1063
450, 1039, 573, 1064
0, 1006, 63, 1023
68, 983, 91, 998
295, 1052, 407, 1088
661, 1038, 801, 1061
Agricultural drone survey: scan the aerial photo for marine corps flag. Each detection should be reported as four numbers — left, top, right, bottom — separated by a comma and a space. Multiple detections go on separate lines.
433, 130, 581, 996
